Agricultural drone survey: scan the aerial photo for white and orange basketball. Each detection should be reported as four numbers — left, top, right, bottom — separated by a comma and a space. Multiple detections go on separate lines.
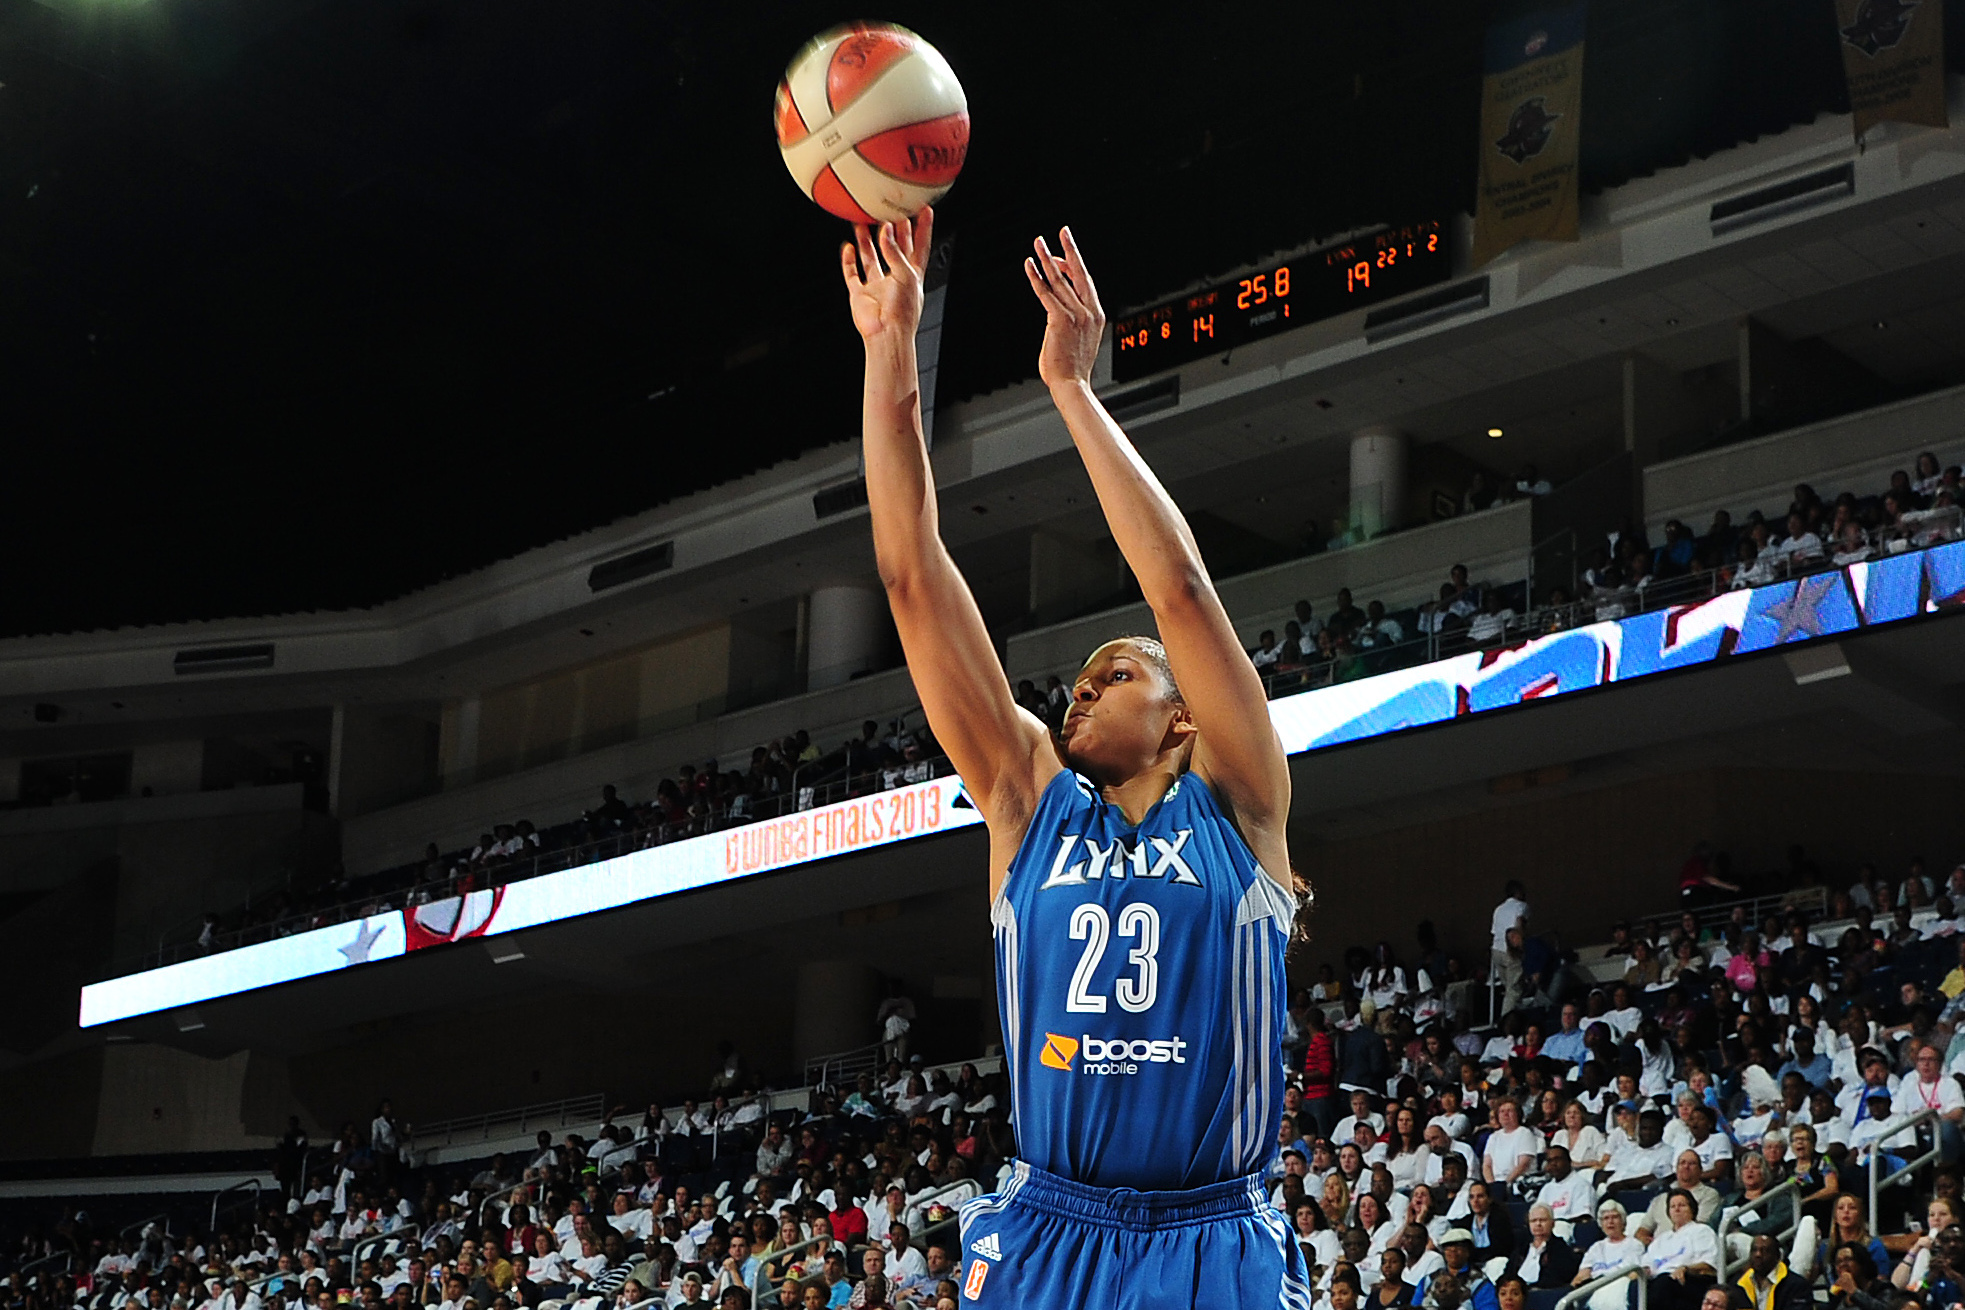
774, 22, 969, 224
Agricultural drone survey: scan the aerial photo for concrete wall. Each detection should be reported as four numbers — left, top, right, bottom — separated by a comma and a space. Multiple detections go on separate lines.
335, 707, 441, 819
1643, 382, 1965, 534
0, 1048, 103, 1160
92, 1046, 285, 1156
0, 787, 327, 970
105, 801, 337, 964
130, 741, 206, 799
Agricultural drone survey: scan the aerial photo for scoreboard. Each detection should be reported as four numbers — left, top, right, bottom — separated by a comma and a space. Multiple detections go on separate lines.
1110, 220, 1451, 383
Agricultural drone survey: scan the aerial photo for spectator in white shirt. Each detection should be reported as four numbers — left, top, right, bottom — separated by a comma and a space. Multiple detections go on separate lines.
1482, 1098, 1544, 1187
1491, 884, 1528, 993
608, 1194, 653, 1241
1639, 1190, 1719, 1295
1891, 1042, 1965, 1136
1602, 1109, 1674, 1190
1533, 1145, 1596, 1223
1333, 1091, 1387, 1147
1467, 593, 1515, 646
1549, 1099, 1608, 1171
1777, 513, 1823, 565
1573, 1200, 1645, 1290
1427, 1087, 1471, 1141
1422, 1125, 1477, 1184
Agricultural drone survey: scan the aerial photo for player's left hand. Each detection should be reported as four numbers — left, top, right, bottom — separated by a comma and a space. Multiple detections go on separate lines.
1026, 226, 1104, 391
841, 208, 933, 345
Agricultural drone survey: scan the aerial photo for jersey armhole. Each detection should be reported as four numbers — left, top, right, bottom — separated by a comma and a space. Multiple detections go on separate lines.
991, 768, 1087, 908
1187, 766, 1299, 906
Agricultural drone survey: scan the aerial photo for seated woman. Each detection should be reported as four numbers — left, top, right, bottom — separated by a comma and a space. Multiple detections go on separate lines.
1820, 1193, 1891, 1282
1465, 1181, 1516, 1265
1786, 1123, 1839, 1210
1368, 1246, 1415, 1308
1641, 1189, 1719, 1310
1888, 1195, 1962, 1271
1728, 1151, 1798, 1242
1624, 941, 1664, 990
1826, 1241, 1911, 1310
1574, 1200, 1645, 1288
1505, 1204, 1580, 1290
1292, 1198, 1344, 1284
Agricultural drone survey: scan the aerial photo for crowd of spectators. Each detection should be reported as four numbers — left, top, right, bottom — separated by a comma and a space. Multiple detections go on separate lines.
185, 721, 945, 965
1275, 854, 1965, 1310
1248, 450, 1965, 694
37, 841, 1965, 1310
1246, 560, 1527, 693
1571, 455, 1964, 626
7, 1055, 1015, 1310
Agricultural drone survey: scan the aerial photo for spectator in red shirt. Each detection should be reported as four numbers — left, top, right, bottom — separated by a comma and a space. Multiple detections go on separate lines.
1301, 1005, 1338, 1139
829, 1193, 868, 1248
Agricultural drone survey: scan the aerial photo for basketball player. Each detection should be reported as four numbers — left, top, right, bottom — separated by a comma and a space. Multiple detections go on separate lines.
841, 208, 1308, 1309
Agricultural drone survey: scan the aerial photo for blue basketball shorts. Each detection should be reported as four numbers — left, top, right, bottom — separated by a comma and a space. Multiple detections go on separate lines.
955, 1160, 1312, 1309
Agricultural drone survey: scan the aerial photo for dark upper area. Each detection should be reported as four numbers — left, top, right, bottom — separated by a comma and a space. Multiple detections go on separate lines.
0, 0, 1921, 634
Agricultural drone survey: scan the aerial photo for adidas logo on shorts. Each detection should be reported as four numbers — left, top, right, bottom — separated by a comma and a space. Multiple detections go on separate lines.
970, 1233, 1002, 1261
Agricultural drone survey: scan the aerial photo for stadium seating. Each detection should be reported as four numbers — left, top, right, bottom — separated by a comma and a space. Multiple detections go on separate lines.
22, 834, 1965, 1310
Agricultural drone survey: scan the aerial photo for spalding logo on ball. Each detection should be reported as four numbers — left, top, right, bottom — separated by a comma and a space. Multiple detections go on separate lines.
775, 22, 969, 224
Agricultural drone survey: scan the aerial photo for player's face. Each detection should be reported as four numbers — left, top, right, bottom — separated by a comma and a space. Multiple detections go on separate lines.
1060, 642, 1190, 782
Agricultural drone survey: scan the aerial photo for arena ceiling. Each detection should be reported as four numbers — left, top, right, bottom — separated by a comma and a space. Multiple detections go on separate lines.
0, 0, 1903, 636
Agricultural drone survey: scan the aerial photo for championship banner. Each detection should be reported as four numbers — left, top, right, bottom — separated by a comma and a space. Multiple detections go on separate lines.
1472, 4, 1587, 269
1836, 0, 1948, 141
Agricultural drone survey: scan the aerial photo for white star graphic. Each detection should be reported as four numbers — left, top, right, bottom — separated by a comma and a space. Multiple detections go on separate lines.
338, 920, 386, 966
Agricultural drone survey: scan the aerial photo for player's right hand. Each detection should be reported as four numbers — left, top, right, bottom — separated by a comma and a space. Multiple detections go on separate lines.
841, 208, 933, 344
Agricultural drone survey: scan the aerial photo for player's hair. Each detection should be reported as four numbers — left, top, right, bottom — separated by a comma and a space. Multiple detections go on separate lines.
1090, 635, 1183, 703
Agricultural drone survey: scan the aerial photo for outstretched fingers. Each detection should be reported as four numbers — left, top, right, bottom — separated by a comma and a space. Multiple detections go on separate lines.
854, 224, 882, 283
1058, 226, 1103, 317
1031, 236, 1085, 316
1023, 256, 1066, 315
840, 240, 864, 288
877, 221, 917, 280
912, 205, 935, 265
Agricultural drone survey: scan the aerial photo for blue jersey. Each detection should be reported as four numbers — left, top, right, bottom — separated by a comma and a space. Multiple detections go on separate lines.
992, 768, 1297, 1191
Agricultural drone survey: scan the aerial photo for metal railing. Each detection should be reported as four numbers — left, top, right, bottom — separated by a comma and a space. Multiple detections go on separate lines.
117, 1212, 170, 1244
1632, 887, 1829, 945
1718, 1176, 1804, 1280
1555, 1262, 1646, 1310
413, 1093, 607, 1148
1869, 1107, 1947, 1233
804, 1041, 886, 1092
19, 1251, 72, 1288
352, 1224, 420, 1270
212, 1180, 261, 1236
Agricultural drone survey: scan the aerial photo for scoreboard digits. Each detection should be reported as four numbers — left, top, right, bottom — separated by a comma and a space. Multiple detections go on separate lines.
1110, 220, 1450, 383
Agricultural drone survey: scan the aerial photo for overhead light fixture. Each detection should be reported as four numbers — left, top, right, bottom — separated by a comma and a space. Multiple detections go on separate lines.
1486, 427, 1504, 438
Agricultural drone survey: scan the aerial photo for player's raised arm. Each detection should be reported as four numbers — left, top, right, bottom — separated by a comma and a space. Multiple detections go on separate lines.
1024, 228, 1291, 860
841, 211, 1057, 826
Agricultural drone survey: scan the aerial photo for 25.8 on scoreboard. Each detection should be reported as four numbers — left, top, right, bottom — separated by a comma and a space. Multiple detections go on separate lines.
1110, 220, 1450, 383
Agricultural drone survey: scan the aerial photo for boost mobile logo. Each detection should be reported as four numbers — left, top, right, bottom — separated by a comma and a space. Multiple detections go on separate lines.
1039, 1033, 1079, 1071
1040, 1031, 1187, 1074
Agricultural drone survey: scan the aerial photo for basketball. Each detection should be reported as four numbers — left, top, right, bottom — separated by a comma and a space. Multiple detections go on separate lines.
774, 22, 969, 224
